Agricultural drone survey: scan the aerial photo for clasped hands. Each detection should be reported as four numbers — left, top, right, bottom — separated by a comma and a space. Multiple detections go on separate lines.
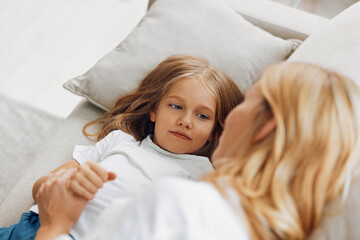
35, 161, 116, 239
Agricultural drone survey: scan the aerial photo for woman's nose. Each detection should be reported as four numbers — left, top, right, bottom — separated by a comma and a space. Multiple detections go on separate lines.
177, 114, 192, 129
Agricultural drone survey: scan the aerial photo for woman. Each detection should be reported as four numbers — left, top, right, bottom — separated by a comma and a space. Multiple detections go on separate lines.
35, 62, 360, 240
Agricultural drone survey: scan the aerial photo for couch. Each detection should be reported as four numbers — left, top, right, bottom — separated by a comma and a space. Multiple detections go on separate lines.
1, 0, 360, 238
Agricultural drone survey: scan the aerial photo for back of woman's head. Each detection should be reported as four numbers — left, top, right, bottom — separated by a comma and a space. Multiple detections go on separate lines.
262, 62, 360, 237
84, 54, 243, 158
207, 62, 360, 239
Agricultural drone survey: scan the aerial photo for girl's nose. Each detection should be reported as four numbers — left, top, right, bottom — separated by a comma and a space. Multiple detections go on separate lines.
177, 114, 192, 129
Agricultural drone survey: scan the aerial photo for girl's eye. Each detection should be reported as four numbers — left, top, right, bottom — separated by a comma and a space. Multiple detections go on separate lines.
197, 114, 209, 120
170, 104, 182, 110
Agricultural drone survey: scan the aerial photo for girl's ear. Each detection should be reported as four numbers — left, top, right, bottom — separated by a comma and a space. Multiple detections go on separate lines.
253, 114, 276, 143
150, 111, 156, 122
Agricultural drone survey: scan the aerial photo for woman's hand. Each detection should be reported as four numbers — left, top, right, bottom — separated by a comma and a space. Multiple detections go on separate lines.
35, 168, 88, 239
69, 160, 117, 200
35, 163, 116, 239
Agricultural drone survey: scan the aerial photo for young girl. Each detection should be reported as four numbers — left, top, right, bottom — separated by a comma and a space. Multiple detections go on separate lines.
0, 55, 243, 239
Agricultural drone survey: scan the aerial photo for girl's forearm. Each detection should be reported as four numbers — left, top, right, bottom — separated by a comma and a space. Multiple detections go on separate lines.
32, 175, 51, 201
32, 160, 80, 201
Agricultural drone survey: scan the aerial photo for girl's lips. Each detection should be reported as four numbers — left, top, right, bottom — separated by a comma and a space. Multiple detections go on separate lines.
170, 131, 191, 140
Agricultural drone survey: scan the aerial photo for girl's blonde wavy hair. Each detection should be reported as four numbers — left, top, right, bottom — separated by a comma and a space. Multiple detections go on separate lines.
204, 62, 360, 239
83, 55, 243, 158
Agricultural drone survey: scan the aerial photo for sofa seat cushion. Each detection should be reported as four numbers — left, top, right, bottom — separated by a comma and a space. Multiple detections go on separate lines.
0, 94, 63, 205
0, 100, 102, 227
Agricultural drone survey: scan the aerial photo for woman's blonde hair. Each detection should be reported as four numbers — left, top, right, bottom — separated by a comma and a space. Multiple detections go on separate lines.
83, 54, 243, 158
204, 62, 360, 239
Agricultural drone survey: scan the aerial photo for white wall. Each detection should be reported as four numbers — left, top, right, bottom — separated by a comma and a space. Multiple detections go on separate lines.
0, 0, 147, 118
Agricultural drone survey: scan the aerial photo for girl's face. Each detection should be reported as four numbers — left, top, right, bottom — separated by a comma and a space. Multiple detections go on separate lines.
212, 82, 265, 164
150, 77, 216, 154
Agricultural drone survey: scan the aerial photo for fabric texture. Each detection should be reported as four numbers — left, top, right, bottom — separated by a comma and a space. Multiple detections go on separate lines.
0, 211, 40, 240
0, 94, 63, 206
288, 1, 360, 87
218, 0, 329, 41
33, 130, 213, 239
84, 177, 249, 240
63, 0, 300, 111
0, 101, 102, 227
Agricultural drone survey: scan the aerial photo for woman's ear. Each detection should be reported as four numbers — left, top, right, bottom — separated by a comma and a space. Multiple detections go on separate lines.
150, 111, 156, 122
253, 114, 276, 143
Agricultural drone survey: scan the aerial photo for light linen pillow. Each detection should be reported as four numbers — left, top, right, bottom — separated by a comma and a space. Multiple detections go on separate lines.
288, 1, 360, 87
64, 0, 300, 111
287, 2, 360, 240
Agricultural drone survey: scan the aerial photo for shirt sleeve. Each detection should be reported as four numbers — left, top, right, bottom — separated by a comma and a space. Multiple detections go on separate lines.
73, 130, 135, 165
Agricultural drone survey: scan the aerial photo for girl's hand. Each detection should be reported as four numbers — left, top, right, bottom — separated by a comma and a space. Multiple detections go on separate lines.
35, 168, 88, 239
69, 161, 116, 200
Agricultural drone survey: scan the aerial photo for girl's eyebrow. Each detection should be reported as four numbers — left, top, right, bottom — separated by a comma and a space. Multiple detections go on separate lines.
167, 95, 215, 114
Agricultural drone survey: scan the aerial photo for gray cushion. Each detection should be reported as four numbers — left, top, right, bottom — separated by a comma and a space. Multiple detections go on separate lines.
0, 95, 63, 206
64, 0, 300, 111
288, 1, 360, 86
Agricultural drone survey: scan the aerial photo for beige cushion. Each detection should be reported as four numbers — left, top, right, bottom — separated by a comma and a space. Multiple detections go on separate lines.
219, 0, 330, 41
63, 0, 300, 111
287, 2, 360, 239
288, 1, 360, 86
